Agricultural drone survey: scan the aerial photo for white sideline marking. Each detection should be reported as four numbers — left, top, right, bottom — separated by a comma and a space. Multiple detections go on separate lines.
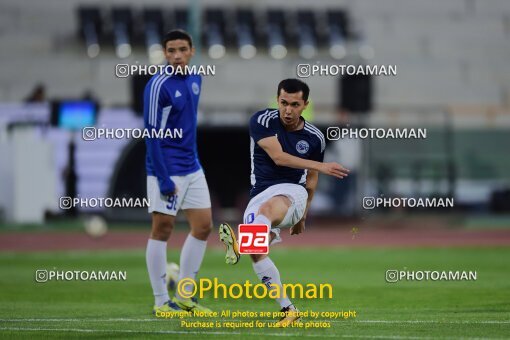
0, 326, 481, 339
0, 318, 509, 324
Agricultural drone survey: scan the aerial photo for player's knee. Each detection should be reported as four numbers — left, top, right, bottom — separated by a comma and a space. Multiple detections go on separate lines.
151, 219, 174, 241
258, 201, 274, 218
192, 223, 212, 240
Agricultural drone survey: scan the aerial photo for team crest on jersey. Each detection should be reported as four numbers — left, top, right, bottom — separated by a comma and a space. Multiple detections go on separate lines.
296, 140, 309, 154
192, 82, 200, 95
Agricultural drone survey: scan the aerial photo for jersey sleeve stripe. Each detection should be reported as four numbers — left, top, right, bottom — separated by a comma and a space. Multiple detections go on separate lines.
149, 74, 163, 127
149, 75, 169, 127
308, 127, 326, 151
304, 126, 325, 152
155, 76, 171, 127
304, 125, 326, 152
161, 105, 172, 130
154, 76, 170, 127
305, 122, 326, 144
264, 111, 279, 127
149, 75, 161, 127
257, 110, 269, 125
258, 110, 278, 128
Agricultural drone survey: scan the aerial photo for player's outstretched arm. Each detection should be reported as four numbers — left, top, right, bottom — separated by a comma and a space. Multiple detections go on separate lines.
317, 162, 349, 179
257, 136, 349, 179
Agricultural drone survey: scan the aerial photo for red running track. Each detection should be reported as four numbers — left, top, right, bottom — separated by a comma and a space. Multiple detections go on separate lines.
1, 228, 510, 252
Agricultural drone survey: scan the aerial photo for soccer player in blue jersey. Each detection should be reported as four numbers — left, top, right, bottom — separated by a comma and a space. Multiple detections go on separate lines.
219, 78, 349, 326
144, 30, 212, 314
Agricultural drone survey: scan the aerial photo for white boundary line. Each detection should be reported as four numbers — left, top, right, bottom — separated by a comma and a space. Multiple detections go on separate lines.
0, 326, 497, 339
0, 318, 509, 324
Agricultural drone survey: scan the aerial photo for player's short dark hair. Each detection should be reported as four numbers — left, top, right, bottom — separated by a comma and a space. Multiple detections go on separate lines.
277, 78, 310, 102
162, 29, 193, 49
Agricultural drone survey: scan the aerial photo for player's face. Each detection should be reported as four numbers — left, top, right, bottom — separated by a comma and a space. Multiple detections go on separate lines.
277, 90, 309, 130
164, 39, 195, 70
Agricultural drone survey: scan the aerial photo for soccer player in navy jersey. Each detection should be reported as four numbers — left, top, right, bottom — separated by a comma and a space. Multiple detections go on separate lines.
220, 78, 349, 326
144, 30, 212, 314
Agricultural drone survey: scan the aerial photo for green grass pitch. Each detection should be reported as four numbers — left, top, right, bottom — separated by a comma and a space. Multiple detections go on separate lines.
0, 247, 509, 339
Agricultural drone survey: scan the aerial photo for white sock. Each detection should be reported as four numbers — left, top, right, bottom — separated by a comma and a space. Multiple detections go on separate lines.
254, 214, 280, 244
253, 214, 271, 227
146, 239, 170, 306
177, 234, 207, 299
253, 257, 293, 309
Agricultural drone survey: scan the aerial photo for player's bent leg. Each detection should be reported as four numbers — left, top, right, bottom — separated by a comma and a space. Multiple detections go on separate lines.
256, 195, 292, 227
249, 196, 298, 326
220, 195, 290, 265
173, 208, 213, 312
250, 195, 290, 246
147, 212, 177, 312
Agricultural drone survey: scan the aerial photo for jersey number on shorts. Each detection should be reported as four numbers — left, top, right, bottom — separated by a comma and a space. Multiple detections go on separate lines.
166, 195, 178, 211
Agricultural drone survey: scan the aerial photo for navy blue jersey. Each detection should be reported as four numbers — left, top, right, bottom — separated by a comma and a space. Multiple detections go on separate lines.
249, 108, 325, 198
143, 72, 202, 192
